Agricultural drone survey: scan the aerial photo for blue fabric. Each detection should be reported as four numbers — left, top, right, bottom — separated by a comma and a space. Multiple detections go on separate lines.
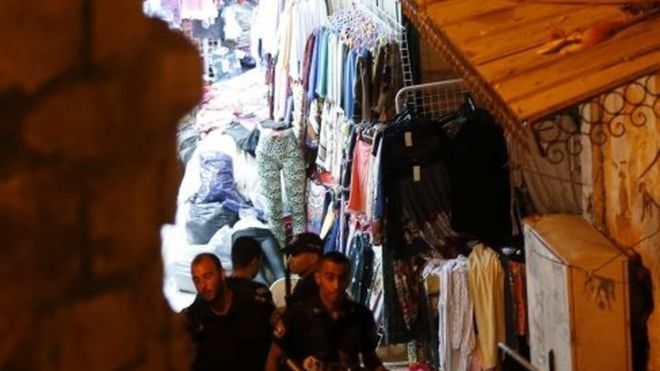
197, 152, 246, 204
322, 214, 341, 253
315, 29, 329, 98
307, 29, 321, 101
343, 49, 357, 118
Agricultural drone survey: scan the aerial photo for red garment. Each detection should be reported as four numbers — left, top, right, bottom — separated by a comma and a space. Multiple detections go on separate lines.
346, 139, 372, 213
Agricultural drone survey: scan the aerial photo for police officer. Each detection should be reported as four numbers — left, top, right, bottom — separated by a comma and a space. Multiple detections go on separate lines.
266, 252, 388, 371
283, 232, 323, 306
182, 253, 273, 371
226, 236, 274, 307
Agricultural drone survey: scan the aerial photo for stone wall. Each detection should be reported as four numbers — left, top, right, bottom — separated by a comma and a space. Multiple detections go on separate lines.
0, 1, 202, 370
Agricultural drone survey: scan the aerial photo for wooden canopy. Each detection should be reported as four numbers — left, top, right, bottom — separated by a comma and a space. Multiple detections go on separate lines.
401, 0, 660, 135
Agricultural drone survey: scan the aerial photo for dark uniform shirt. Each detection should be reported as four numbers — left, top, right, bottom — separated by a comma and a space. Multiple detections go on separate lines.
274, 295, 379, 369
182, 289, 273, 371
287, 273, 319, 307
226, 276, 274, 307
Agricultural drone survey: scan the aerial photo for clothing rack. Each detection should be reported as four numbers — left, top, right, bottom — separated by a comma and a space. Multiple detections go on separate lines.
354, 0, 414, 87
395, 79, 472, 119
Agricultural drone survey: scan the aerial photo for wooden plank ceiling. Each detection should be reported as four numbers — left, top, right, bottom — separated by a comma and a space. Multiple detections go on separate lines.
402, 0, 660, 128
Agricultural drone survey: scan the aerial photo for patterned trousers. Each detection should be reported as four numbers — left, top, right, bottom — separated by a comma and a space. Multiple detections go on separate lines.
256, 130, 307, 247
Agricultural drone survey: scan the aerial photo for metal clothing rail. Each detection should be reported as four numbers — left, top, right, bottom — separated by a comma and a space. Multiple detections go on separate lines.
395, 79, 472, 118
498, 342, 542, 371
355, 0, 414, 87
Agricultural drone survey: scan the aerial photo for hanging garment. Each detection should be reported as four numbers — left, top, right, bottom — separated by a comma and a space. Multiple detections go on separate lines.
181, 0, 219, 22
468, 244, 505, 370
445, 108, 512, 247
288, 0, 328, 81
424, 257, 474, 371
347, 233, 375, 305
371, 42, 403, 122
255, 130, 307, 247
306, 180, 329, 235
353, 47, 372, 123
347, 138, 373, 214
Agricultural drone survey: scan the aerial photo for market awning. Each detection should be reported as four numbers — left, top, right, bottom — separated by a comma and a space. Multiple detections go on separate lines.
401, 0, 660, 135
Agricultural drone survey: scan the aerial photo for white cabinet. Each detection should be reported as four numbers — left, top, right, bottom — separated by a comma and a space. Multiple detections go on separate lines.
524, 215, 631, 371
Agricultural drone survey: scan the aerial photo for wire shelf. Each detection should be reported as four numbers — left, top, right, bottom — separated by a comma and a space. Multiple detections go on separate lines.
395, 79, 471, 118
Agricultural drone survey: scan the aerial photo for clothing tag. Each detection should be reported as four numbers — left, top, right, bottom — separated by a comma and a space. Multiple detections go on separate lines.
404, 131, 412, 147
413, 166, 421, 182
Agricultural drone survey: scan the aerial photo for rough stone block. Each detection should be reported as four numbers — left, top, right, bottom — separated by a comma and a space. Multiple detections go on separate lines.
88, 164, 170, 276
37, 290, 143, 371
92, 0, 150, 65
22, 77, 131, 161
0, 1, 82, 92
0, 170, 83, 308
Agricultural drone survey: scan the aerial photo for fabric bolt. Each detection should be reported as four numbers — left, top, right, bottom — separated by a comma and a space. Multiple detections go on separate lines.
467, 244, 506, 370
255, 130, 307, 247
347, 138, 373, 214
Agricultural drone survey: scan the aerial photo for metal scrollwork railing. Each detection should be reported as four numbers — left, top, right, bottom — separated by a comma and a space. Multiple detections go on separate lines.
530, 74, 659, 165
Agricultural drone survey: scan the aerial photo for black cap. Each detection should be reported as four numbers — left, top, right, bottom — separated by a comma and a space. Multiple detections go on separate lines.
282, 232, 323, 255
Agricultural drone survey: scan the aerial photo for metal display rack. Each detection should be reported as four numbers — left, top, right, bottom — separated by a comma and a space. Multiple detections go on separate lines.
395, 79, 471, 117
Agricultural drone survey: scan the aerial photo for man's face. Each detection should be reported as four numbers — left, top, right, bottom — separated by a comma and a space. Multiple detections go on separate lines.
315, 260, 350, 308
191, 258, 225, 302
287, 252, 315, 275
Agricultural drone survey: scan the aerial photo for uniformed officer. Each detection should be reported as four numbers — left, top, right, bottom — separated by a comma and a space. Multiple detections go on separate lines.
266, 252, 388, 371
226, 235, 274, 307
283, 232, 323, 306
182, 253, 273, 371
